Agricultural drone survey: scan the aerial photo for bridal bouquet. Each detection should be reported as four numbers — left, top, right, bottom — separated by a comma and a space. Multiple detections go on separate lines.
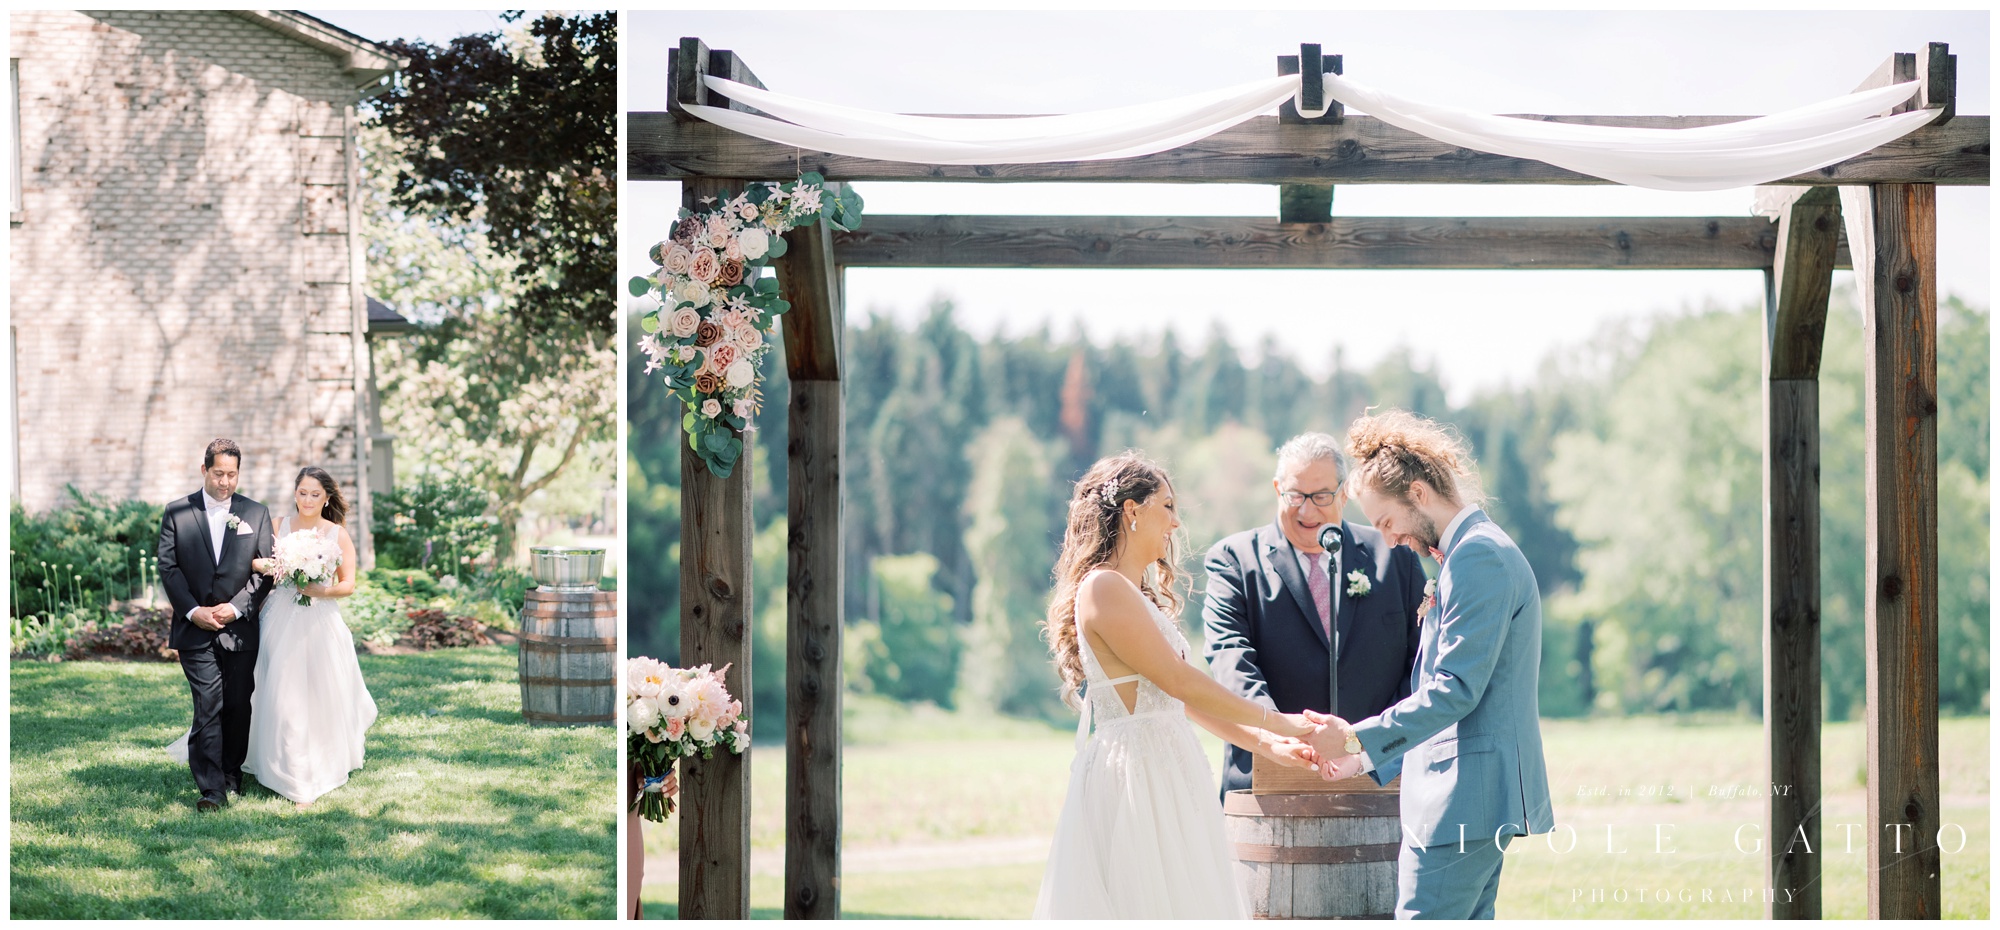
630, 172, 863, 479
626, 656, 750, 822
271, 530, 341, 606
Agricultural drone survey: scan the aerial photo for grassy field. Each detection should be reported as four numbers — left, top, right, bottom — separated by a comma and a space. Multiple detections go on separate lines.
10, 646, 616, 919
641, 703, 1988, 919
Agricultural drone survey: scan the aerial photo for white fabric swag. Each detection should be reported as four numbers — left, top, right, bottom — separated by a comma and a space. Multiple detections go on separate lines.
683, 70, 1935, 192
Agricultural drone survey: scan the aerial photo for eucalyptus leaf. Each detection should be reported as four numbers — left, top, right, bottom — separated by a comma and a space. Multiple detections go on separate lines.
639, 314, 661, 333
768, 298, 792, 315
766, 235, 789, 259
629, 276, 655, 298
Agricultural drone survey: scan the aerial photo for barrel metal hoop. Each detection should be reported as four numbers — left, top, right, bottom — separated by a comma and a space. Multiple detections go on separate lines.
1232, 841, 1402, 865
1224, 790, 1401, 818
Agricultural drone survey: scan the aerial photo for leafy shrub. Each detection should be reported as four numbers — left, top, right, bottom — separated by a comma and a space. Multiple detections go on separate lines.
11, 608, 101, 658
10, 488, 164, 618
398, 609, 492, 650
63, 606, 173, 661
361, 567, 448, 603
372, 478, 499, 578
344, 583, 418, 647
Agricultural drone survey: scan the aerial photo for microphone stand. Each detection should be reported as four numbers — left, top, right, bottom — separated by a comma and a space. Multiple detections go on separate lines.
1318, 523, 1343, 723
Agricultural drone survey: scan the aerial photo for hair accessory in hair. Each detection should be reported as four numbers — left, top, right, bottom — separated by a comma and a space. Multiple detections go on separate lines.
1100, 477, 1120, 506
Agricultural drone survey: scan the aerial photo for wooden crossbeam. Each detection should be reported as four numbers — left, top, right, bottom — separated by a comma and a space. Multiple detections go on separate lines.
830, 215, 1849, 270
631, 112, 1989, 186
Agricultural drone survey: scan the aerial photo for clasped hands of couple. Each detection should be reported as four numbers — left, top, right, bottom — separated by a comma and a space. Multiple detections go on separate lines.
183, 559, 337, 633
1259, 707, 1366, 782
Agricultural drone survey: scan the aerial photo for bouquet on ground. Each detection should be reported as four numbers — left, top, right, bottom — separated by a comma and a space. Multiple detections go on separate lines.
270, 529, 341, 606
626, 656, 750, 822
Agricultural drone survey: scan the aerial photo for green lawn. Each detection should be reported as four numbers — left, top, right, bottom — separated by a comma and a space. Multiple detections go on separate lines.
640, 707, 1989, 919
10, 646, 615, 919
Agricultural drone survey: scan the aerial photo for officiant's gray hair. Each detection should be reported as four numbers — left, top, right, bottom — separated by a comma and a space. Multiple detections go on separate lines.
1273, 432, 1347, 483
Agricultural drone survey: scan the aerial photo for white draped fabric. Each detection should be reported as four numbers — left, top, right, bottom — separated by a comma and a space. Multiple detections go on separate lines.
683, 70, 1935, 191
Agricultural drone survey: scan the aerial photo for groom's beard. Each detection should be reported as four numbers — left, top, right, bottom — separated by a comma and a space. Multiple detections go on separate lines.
1409, 506, 1441, 553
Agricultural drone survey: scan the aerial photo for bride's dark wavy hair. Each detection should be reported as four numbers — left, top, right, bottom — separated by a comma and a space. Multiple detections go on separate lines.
294, 466, 348, 526
1039, 451, 1185, 710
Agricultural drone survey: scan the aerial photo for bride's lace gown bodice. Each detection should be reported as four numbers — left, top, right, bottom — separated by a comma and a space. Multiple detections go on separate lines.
1078, 596, 1188, 724
1034, 574, 1247, 920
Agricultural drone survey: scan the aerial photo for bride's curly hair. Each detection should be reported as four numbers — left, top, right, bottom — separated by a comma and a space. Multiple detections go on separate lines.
294, 466, 349, 526
1345, 410, 1484, 507
1040, 452, 1185, 710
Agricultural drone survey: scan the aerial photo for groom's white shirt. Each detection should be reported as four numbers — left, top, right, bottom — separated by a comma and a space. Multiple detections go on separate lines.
189, 491, 232, 620
1350, 503, 1476, 775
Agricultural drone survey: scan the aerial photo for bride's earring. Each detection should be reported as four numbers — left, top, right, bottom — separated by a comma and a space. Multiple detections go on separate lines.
1129, 520, 1137, 532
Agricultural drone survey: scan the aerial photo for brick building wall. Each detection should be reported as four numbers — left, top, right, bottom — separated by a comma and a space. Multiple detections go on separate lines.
9, 10, 391, 559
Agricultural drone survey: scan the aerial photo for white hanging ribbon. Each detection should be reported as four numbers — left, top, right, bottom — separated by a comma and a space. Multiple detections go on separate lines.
681, 66, 1935, 190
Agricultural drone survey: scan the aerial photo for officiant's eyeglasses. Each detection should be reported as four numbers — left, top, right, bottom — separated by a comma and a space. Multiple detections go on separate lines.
1279, 490, 1340, 507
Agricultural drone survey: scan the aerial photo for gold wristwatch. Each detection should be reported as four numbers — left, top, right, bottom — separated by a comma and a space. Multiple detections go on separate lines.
1343, 730, 1362, 756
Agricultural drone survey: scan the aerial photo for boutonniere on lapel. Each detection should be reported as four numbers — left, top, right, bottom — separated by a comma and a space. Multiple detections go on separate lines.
1345, 570, 1372, 598
1419, 578, 1437, 616
226, 514, 251, 535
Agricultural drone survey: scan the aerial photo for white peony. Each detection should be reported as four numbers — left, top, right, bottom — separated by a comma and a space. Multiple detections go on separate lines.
688, 716, 716, 743
628, 696, 662, 735
725, 359, 755, 390
737, 227, 769, 260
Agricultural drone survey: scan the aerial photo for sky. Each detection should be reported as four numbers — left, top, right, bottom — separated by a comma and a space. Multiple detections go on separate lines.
626, 10, 1988, 403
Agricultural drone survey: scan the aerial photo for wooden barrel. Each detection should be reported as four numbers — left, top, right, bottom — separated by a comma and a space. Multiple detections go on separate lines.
1224, 780, 1402, 919
517, 588, 616, 726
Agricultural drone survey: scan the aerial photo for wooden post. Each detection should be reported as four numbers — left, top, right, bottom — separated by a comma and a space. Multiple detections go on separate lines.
667, 38, 711, 119
1843, 50, 1943, 920
774, 189, 846, 918
677, 176, 754, 920
1761, 186, 1840, 919
1845, 179, 1943, 921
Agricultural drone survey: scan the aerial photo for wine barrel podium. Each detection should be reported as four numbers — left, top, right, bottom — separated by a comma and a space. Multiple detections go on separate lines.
1226, 754, 1402, 919
517, 547, 616, 726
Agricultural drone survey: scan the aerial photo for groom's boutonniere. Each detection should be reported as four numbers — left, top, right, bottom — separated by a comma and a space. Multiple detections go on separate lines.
1345, 570, 1372, 598
225, 513, 245, 532
1420, 578, 1438, 616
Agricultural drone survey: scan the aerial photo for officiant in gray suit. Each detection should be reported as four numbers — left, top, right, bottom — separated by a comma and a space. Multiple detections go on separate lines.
1202, 432, 1427, 798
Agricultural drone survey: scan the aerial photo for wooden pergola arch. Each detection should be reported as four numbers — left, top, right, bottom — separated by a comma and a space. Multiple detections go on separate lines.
633, 38, 1988, 920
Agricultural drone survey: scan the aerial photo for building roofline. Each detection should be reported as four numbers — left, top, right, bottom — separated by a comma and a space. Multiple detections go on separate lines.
230, 10, 406, 90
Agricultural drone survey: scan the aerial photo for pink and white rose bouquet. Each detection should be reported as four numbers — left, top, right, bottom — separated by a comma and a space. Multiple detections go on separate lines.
271, 529, 341, 606
626, 656, 751, 822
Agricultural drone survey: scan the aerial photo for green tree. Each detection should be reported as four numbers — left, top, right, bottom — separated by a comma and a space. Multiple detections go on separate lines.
369, 11, 616, 334
853, 553, 960, 707
959, 418, 1066, 719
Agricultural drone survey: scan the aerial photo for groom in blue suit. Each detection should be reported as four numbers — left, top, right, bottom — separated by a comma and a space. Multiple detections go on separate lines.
1305, 411, 1554, 920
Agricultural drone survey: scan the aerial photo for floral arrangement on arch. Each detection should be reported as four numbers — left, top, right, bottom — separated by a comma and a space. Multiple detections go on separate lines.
631, 172, 863, 478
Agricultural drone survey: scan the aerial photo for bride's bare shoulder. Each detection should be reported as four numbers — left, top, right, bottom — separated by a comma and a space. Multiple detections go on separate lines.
1076, 570, 1146, 619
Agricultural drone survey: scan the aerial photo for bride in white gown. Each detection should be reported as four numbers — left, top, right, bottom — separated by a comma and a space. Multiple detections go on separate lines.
169, 466, 378, 806
1034, 453, 1327, 919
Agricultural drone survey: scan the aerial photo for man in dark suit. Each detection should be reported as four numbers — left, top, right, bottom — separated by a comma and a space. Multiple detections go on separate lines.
1202, 432, 1426, 797
159, 438, 274, 811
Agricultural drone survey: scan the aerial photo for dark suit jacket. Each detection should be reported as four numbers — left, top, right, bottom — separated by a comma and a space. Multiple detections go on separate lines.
1202, 519, 1426, 795
159, 491, 274, 651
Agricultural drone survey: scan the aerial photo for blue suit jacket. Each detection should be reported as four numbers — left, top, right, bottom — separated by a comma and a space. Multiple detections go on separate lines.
1353, 510, 1555, 847
1203, 520, 1425, 796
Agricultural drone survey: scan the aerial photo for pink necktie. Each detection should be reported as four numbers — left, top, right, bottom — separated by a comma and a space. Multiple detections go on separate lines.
1305, 552, 1332, 638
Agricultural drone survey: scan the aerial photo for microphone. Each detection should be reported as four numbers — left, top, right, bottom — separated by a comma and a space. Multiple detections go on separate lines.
1318, 523, 1343, 552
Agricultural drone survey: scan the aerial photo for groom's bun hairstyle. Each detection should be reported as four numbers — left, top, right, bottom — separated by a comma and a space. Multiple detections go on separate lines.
1040, 451, 1185, 709
203, 438, 242, 470
1344, 410, 1484, 508
294, 466, 349, 526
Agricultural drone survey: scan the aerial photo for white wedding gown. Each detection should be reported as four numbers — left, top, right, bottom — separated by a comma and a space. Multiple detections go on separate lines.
1033, 583, 1248, 919
168, 519, 378, 803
